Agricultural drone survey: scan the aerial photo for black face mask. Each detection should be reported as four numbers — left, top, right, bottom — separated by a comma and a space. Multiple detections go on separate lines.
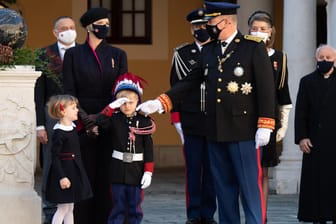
205, 19, 224, 40
92, 24, 109, 39
193, 29, 210, 43
317, 60, 334, 74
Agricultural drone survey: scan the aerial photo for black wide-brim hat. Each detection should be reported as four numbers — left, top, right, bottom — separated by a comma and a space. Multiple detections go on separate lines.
80, 7, 109, 27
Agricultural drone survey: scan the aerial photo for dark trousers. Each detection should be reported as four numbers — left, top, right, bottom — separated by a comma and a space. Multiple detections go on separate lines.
208, 140, 265, 224
183, 134, 217, 220
108, 184, 143, 224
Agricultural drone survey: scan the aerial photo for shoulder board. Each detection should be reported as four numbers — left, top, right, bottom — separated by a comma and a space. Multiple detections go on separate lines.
244, 35, 263, 43
174, 42, 190, 51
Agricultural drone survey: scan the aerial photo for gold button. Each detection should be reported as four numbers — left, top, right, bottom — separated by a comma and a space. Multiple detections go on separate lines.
218, 78, 222, 82
217, 88, 221, 92
217, 98, 221, 103
243, 110, 247, 114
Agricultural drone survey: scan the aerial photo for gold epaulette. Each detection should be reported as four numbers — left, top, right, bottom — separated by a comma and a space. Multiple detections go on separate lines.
244, 35, 263, 43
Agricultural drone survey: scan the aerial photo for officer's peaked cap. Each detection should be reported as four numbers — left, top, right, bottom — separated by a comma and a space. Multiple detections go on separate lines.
204, 1, 240, 19
186, 8, 207, 24
80, 7, 109, 27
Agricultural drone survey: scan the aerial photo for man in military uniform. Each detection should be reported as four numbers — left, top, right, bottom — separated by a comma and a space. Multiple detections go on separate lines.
170, 8, 217, 224
137, 2, 275, 224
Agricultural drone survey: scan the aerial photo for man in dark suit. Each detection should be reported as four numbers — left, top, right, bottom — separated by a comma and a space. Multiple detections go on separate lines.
137, 2, 275, 224
170, 8, 217, 224
34, 16, 77, 224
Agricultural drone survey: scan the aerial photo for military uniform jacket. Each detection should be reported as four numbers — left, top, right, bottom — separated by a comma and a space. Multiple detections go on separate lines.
46, 124, 93, 203
170, 42, 206, 136
96, 112, 154, 186
34, 43, 63, 126
166, 32, 275, 142
62, 40, 128, 114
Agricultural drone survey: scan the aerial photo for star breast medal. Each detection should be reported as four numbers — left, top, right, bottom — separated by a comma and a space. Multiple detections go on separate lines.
234, 64, 244, 77
227, 81, 239, 94
240, 82, 253, 95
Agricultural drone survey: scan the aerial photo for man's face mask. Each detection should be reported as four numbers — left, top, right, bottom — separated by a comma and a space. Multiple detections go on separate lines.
206, 19, 224, 40
193, 28, 210, 43
57, 29, 77, 45
316, 60, 334, 74
92, 24, 109, 39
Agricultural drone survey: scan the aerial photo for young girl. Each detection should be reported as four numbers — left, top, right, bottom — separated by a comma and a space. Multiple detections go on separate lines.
96, 73, 156, 224
46, 94, 93, 224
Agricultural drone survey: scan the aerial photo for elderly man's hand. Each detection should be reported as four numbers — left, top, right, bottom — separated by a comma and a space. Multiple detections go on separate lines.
299, 138, 313, 154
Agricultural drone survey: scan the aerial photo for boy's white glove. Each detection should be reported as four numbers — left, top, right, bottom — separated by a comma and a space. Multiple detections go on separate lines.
141, 171, 152, 189
255, 128, 272, 148
136, 99, 164, 115
276, 104, 292, 142
173, 122, 184, 144
109, 97, 129, 109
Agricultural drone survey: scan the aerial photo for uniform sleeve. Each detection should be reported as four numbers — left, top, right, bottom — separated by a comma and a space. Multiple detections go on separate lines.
294, 78, 309, 144
143, 119, 154, 173
252, 42, 276, 128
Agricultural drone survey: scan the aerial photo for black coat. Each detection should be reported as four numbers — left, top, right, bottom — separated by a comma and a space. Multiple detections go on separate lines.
166, 32, 275, 142
170, 42, 206, 136
46, 125, 93, 203
96, 112, 154, 186
62, 40, 128, 114
295, 69, 336, 221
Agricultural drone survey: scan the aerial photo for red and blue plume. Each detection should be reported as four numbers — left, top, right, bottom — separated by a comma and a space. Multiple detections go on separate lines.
112, 72, 147, 97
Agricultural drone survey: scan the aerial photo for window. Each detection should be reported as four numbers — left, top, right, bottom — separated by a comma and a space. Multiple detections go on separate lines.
88, 0, 152, 44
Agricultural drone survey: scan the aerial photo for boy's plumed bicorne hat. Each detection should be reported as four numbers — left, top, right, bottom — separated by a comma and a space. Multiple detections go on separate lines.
112, 72, 147, 99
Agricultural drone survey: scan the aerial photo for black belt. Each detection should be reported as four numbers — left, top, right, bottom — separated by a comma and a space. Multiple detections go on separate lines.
59, 153, 75, 160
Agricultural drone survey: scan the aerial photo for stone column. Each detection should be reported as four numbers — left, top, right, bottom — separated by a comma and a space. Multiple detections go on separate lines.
272, 0, 317, 194
326, 0, 336, 48
0, 66, 41, 224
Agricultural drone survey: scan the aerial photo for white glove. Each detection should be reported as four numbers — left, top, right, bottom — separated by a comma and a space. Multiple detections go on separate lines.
136, 99, 164, 115
109, 97, 129, 109
255, 128, 272, 148
173, 122, 184, 144
276, 104, 292, 142
141, 171, 152, 189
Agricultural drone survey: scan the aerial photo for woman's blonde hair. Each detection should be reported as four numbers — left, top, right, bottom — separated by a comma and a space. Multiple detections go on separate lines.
47, 94, 78, 119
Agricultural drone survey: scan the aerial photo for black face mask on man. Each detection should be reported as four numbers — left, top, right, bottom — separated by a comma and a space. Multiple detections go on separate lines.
316, 60, 334, 74
92, 24, 109, 39
193, 29, 210, 43
205, 19, 224, 40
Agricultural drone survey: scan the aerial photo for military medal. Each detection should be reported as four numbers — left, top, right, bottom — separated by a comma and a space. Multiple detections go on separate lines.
240, 82, 253, 95
227, 81, 239, 94
234, 63, 244, 77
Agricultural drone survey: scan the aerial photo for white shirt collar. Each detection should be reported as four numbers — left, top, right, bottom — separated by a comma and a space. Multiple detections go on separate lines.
222, 30, 238, 46
57, 41, 75, 60
268, 48, 275, 56
53, 122, 76, 131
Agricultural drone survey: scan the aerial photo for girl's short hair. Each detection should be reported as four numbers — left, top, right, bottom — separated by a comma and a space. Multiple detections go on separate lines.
47, 94, 78, 119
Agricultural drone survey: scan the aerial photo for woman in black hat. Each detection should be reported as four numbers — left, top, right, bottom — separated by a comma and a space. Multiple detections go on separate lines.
62, 7, 128, 224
